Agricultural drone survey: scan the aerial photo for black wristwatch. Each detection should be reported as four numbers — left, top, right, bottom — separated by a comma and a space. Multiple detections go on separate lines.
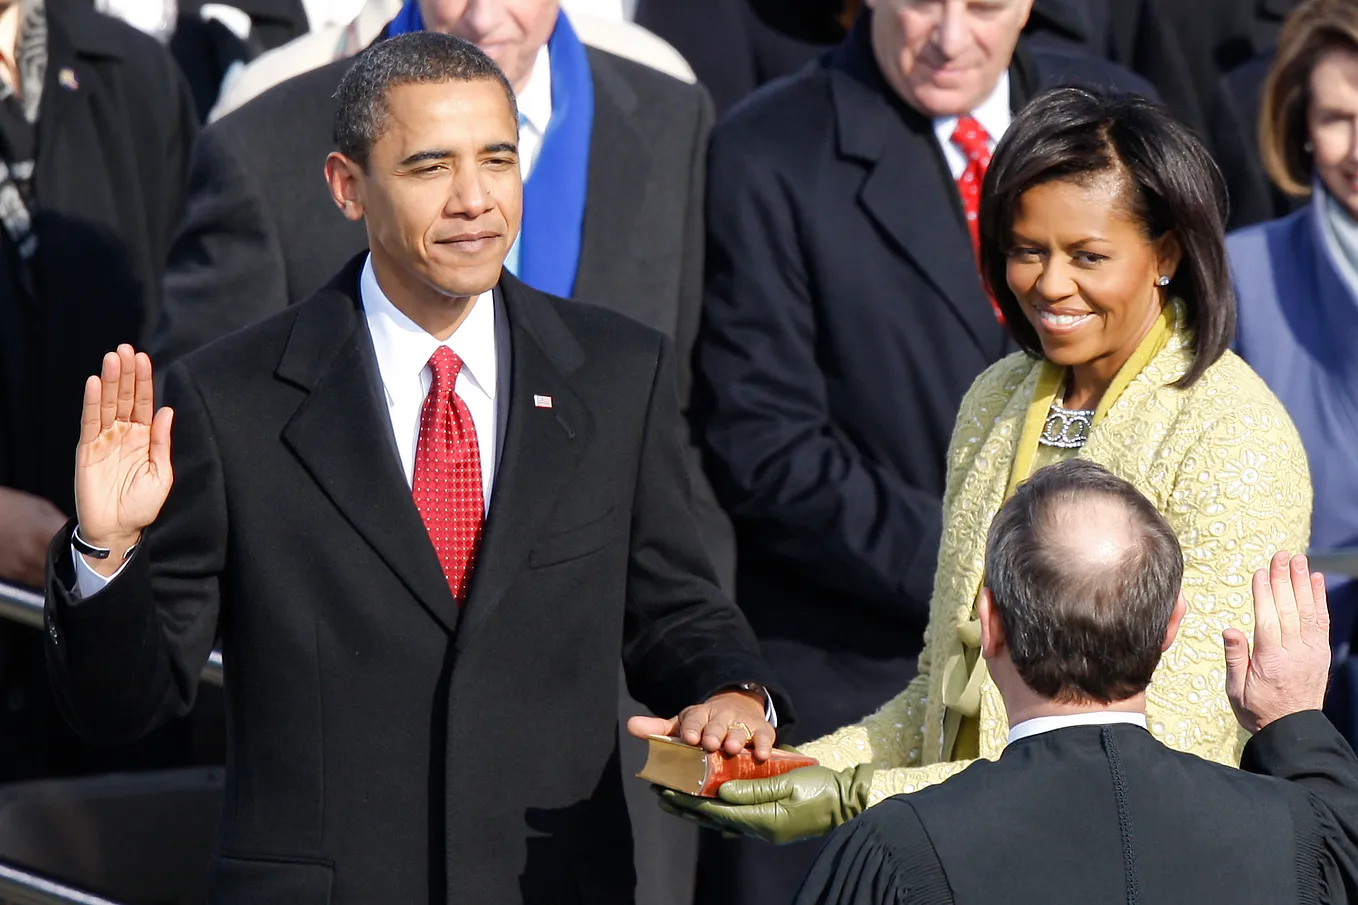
72, 526, 139, 562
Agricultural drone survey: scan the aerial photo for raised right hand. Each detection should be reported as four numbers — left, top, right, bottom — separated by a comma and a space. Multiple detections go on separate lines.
73, 345, 174, 575
1223, 552, 1331, 734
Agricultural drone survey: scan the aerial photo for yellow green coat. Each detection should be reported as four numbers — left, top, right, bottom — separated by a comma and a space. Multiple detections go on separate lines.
800, 306, 1312, 803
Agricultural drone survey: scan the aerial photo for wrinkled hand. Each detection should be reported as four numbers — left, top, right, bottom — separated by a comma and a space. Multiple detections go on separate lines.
655, 764, 874, 845
1224, 551, 1331, 734
628, 690, 775, 761
73, 345, 175, 575
0, 487, 67, 587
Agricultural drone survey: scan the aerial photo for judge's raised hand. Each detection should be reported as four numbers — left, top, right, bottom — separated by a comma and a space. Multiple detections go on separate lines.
1223, 551, 1331, 734
73, 345, 174, 576
627, 690, 776, 762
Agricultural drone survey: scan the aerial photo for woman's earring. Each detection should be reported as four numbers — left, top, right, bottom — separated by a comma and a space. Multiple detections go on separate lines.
1156, 275, 1171, 287
1304, 140, 1315, 153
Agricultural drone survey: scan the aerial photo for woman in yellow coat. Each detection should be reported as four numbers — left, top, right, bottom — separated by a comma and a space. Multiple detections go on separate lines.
662, 88, 1312, 842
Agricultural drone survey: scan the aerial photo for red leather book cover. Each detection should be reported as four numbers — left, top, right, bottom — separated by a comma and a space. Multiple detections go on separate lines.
638, 736, 819, 797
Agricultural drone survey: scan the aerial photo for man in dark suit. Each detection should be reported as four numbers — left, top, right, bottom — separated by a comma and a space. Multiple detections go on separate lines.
692, 1, 1153, 898
43, 34, 786, 905
0, 0, 205, 782
794, 460, 1358, 904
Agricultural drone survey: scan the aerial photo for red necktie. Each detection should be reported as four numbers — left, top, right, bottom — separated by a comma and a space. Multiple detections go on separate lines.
951, 115, 1004, 325
412, 346, 485, 604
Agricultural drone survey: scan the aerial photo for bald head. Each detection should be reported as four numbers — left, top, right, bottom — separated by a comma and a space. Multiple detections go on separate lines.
984, 460, 1184, 704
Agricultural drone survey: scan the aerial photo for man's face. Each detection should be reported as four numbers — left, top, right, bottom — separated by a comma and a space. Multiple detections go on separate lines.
336, 78, 523, 301
419, 0, 559, 92
865, 0, 1033, 117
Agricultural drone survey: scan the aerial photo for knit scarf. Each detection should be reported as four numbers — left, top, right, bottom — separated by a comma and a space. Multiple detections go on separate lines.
0, 0, 47, 270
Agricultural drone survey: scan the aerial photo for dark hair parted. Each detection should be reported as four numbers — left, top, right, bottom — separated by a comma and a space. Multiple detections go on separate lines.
333, 32, 519, 170
984, 460, 1184, 705
978, 87, 1236, 389
1260, 0, 1358, 196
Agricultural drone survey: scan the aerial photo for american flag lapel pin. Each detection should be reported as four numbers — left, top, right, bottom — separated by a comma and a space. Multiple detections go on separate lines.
58, 68, 79, 91
533, 394, 553, 409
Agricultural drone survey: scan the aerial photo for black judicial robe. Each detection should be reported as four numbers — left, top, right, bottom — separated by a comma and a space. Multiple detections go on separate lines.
795, 713, 1358, 905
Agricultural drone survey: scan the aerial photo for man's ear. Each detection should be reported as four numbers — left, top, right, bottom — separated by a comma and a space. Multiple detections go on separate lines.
978, 588, 1006, 661
1162, 592, 1189, 652
325, 151, 366, 222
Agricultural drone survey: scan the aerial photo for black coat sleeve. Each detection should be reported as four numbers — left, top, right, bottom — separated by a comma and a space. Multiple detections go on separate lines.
621, 334, 791, 724
793, 799, 952, 905
694, 124, 945, 612
44, 363, 228, 745
1241, 711, 1358, 903
152, 121, 290, 366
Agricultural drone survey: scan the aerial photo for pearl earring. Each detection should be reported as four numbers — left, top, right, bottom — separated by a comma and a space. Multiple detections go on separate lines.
1156, 276, 1171, 287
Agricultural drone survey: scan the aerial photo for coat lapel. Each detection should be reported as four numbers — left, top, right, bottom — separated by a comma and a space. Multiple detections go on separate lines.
573, 48, 654, 306
278, 258, 460, 633
40, 0, 120, 146
829, 20, 1005, 356
455, 276, 593, 648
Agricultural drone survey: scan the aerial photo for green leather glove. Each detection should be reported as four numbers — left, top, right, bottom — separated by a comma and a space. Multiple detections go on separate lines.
654, 764, 875, 845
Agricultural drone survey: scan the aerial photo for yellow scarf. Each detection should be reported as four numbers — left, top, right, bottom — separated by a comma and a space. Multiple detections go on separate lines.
941, 302, 1179, 742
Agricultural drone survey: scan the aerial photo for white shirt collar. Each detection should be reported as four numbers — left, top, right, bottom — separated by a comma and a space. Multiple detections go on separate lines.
517, 43, 553, 139
932, 71, 1012, 178
359, 255, 498, 404
1007, 711, 1148, 745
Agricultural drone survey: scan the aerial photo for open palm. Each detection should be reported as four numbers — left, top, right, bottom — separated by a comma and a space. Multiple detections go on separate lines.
73, 345, 174, 562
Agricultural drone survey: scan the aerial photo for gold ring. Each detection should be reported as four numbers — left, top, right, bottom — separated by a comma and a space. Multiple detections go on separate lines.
731, 721, 754, 742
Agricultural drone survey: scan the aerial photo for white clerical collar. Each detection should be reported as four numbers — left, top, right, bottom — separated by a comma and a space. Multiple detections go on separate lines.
932, 70, 1012, 155
1007, 711, 1148, 745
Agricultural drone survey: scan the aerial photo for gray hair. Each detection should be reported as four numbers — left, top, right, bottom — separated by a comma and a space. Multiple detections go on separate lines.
333, 32, 519, 169
984, 459, 1184, 704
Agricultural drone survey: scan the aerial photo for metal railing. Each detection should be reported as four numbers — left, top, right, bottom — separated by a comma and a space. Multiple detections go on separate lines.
0, 580, 223, 687
0, 863, 122, 905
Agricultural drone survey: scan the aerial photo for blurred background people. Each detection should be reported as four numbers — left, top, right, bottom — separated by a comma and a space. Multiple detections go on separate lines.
0, 0, 205, 781
691, 1, 1152, 899
679, 86, 1311, 871
1227, 0, 1358, 745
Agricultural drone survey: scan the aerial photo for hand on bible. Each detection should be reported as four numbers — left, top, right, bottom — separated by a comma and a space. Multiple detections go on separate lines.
655, 764, 875, 845
73, 345, 174, 576
1224, 552, 1331, 734
627, 691, 775, 761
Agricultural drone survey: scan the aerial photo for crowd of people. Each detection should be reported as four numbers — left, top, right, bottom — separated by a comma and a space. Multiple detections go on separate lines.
0, 0, 1354, 902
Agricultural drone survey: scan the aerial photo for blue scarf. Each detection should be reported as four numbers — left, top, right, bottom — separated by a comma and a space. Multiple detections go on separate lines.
387, 4, 594, 298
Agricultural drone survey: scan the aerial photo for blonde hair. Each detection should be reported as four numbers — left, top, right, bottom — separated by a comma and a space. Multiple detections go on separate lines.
1260, 0, 1358, 196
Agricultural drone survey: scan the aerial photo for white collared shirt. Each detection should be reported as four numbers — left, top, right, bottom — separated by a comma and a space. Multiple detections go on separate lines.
932, 71, 1012, 181
1007, 711, 1149, 745
516, 44, 554, 181
361, 256, 503, 504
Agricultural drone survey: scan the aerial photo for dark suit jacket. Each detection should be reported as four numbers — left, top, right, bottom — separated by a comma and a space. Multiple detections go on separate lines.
151, 37, 734, 586
44, 257, 787, 905
796, 712, 1358, 904
695, 19, 1157, 743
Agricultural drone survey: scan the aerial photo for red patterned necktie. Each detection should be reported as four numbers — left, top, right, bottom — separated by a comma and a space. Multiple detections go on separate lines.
412, 346, 485, 604
951, 115, 1004, 325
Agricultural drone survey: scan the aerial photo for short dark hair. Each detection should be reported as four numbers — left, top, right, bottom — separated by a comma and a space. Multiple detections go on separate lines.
1260, 0, 1358, 196
978, 87, 1236, 389
984, 460, 1184, 705
333, 32, 519, 169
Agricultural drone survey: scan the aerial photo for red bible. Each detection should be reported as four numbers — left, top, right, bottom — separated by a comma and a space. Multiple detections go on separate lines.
636, 735, 819, 797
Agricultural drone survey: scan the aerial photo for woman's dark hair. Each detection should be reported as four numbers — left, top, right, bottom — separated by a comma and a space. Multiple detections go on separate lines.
978, 87, 1236, 389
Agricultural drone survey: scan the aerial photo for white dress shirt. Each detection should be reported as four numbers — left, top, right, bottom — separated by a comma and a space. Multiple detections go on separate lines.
516, 45, 554, 182
932, 72, 1012, 181
1007, 710, 1149, 745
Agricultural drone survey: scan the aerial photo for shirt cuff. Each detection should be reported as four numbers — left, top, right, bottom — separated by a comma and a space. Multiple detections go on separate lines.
70, 545, 127, 599
764, 688, 778, 729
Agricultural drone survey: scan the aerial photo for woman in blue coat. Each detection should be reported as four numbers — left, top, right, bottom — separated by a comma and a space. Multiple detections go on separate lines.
1227, 0, 1358, 732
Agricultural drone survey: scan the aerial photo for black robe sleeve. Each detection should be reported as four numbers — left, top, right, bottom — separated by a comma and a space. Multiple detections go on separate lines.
1242, 711, 1358, 904
793, 798, 954, 905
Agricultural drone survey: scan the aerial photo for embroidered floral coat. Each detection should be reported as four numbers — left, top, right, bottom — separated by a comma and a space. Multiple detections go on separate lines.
800, 323, 1312, 804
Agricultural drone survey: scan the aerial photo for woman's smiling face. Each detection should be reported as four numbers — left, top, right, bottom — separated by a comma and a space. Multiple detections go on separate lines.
1005, 173, 1181, 386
